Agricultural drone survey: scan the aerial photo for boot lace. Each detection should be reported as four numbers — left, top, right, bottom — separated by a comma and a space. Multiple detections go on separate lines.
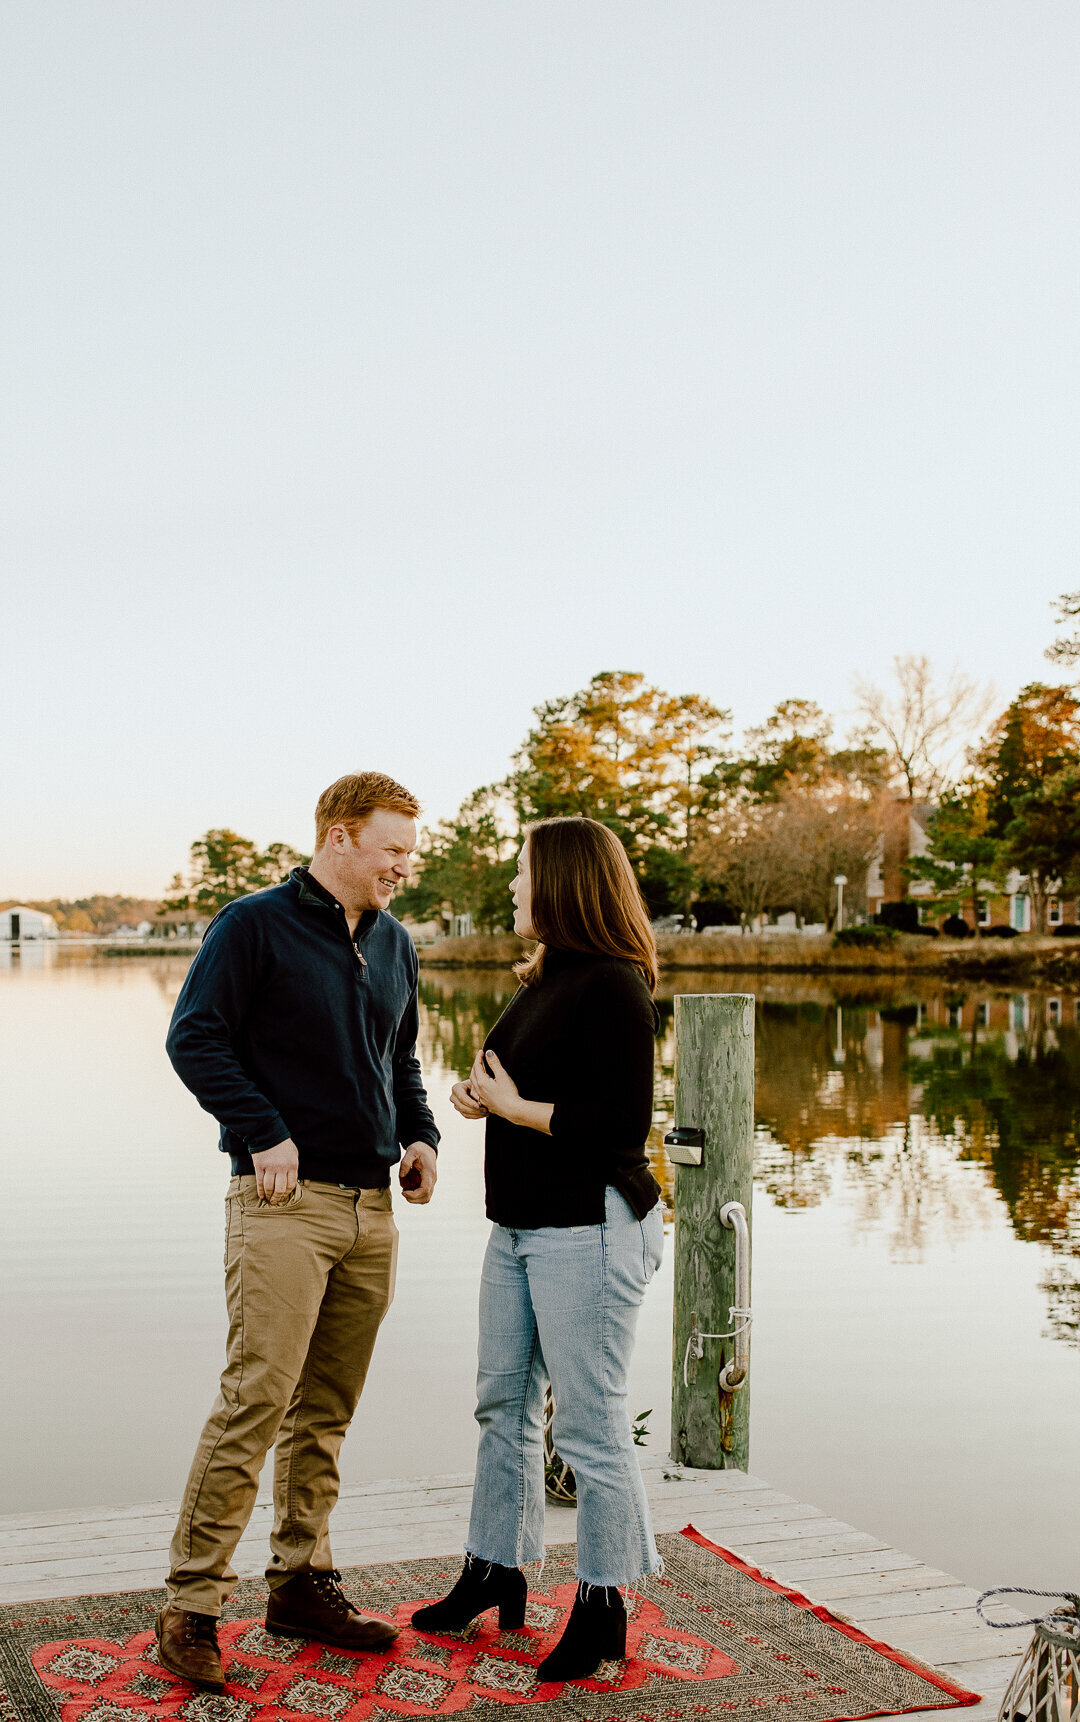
311, 1570, 353, 1616
182, 1612, 220, 1646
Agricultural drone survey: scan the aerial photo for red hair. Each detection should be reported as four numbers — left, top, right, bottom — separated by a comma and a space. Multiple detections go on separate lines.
314, 772, 421, 848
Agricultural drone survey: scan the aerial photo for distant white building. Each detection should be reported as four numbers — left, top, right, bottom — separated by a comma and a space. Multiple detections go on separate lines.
0, 906, 60, 941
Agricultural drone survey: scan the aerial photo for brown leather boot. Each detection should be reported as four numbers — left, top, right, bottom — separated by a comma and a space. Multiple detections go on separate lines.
156, 1604, 225, 1692
266, 1568, 399, 1651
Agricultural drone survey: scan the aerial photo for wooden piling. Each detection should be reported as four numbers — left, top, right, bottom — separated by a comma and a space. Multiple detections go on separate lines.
669, 992, 755, 1472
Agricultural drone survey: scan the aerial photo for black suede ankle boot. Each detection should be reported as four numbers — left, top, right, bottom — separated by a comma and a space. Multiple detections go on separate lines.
412, 1555, 527, 1633
537, 1584, 627, 1681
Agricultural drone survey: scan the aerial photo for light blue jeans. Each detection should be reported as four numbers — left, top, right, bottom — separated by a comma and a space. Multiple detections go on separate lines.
466, 1186, 665, 1587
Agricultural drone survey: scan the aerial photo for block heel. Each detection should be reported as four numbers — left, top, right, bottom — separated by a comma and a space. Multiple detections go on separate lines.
498, 1594, 528, 1630
412, 1556, 527, 1634
537, 1584, 628, 1682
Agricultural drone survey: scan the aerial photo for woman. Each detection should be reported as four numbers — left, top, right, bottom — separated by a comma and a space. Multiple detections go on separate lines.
412, 816, 664, 1681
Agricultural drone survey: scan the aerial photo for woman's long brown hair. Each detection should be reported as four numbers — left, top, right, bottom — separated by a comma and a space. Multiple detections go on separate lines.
514, 816, 658, 993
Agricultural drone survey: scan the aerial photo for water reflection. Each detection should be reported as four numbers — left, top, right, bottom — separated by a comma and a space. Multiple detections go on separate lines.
416, 968, 1080, 1349
2, 952, 1077, 1576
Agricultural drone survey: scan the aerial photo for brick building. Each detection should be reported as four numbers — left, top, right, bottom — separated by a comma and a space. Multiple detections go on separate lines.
865, 797, 1078, 932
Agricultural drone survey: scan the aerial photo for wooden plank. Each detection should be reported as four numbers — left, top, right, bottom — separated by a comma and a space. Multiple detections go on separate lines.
687, 1514, 869, 1548
874, 1626, 1029, 1664
0, 1479, 800, 1565
627, 1480, 788, 1508
640, 1470, 779, 1498
0, 1497, 187, 1533
0, 1492, 481, 1561
936, 1654, 1019, 1691
757, 1548, 925, 1582
669, 992, 755, 1471
717, 1531, 892, 1564
825, 1585, 986, 1621
791, 1567, 961, 1603
867, 1607, 1026, 1642
0, 1471, 477, 1532
893, 1702, 999, 1722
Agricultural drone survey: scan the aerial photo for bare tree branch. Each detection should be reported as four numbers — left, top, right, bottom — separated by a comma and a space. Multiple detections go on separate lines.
851, 654, 995, 800
693, 787, 879, 928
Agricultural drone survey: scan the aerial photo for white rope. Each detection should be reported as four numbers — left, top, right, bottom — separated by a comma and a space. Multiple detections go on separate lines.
683, 1308, 754, 1387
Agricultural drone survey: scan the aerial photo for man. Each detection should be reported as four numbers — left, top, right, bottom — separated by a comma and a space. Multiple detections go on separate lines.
158, 771, 439, 1693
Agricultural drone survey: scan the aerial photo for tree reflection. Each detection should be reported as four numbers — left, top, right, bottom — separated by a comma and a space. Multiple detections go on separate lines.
62, 951, 1080, 1349
282, 961, 1080, 1352
417, 972, 514, 1079
413, 973, 1080, 1347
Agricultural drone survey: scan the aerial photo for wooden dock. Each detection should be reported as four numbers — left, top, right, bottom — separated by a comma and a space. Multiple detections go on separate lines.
0, 1456, 1025, 1718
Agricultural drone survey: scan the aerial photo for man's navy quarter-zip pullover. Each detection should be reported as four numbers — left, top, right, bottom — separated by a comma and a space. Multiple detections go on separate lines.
166, 867, 439, 1185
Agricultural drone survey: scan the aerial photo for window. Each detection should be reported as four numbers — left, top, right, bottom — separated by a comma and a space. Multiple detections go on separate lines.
976, 1002, 990, 1028
1048, 898, 1062, 926
976, 898, 991, 927
947, 1004, 963, 1028
1047, 998, 1062, 1027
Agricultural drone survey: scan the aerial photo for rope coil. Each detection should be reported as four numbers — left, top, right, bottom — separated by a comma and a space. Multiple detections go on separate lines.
977, 1589, 1080, 1630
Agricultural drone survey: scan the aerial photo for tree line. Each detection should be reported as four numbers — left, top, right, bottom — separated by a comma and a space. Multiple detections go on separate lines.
395, 591, 1080, 937
138, 587, 1080, 935
0, 894, 164, 934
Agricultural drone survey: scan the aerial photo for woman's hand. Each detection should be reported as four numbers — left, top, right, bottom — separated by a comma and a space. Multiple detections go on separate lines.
470, 1048, 522, 1122
464, 1049, 555, 1135
450, 1079, 488, 1121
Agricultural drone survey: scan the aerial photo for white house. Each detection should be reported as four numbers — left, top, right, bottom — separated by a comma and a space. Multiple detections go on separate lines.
0, 906, 60, 941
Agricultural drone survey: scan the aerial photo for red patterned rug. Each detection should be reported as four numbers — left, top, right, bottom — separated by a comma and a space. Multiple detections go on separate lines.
0, 1529, 980, 1722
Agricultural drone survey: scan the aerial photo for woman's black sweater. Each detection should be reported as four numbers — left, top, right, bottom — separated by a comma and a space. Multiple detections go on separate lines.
482, 947, 661, 1228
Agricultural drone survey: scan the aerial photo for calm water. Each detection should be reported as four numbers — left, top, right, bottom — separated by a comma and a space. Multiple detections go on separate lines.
1, 947, 1077, 1592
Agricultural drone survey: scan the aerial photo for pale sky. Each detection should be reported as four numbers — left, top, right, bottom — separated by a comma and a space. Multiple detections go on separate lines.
3, 2, 1078, 898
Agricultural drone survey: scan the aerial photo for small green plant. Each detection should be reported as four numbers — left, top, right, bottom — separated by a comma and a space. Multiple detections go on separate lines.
834, 925, 899, 948
632, 1409, 652, 1447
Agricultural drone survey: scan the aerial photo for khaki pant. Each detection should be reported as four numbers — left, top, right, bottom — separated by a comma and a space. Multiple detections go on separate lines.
167, 1177, 398, 1616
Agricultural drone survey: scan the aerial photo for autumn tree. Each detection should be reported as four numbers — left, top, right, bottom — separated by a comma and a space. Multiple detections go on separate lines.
776, 788, 880, 927
1001, 766, 1080, 932
163, 830, 309, 918
980, 683, 1080, 831
694, 785, 878, 930
391, 788, 517, 932
905, 781, 1002, 935
1046, 590, 1080, 671
978, 684, 1080, 932
735, 700, 835, 800
508, 671, 731, 903
693, 802, 793, 929
733, 699, 887, 803
508, 672, 661, 846
652, 690, 732, 852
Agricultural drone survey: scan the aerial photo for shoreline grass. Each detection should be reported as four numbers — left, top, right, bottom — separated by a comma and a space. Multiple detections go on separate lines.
417, 929, 1080, 980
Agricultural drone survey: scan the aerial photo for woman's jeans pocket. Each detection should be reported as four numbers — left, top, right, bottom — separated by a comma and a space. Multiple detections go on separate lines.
640, 1202, 664, 1284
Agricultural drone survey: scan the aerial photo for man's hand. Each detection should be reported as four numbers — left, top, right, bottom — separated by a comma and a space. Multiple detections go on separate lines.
251, 1138, 299, 1204
398, 1142, 438, 1204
